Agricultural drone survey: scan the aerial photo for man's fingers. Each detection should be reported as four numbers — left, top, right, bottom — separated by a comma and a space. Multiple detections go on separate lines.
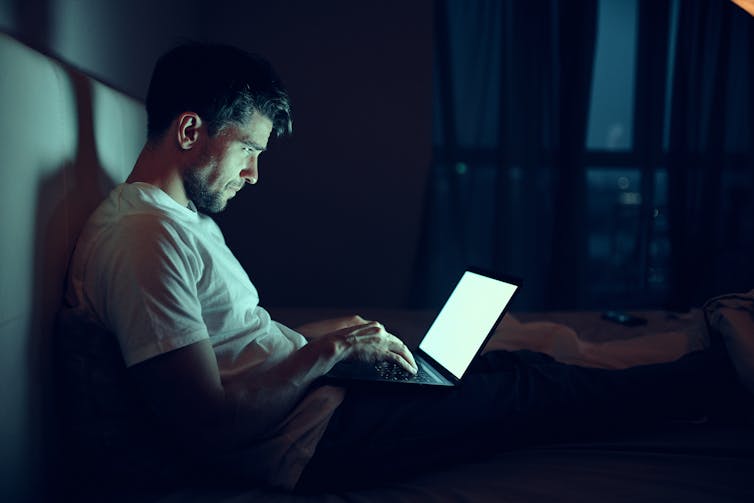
339, 322, 417, 373
388, 339, 418, 374
397, 349, 418, 374
337, 321, 381, 339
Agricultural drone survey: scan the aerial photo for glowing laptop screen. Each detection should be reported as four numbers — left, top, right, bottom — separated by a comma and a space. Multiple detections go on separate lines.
419, 271, 518, 380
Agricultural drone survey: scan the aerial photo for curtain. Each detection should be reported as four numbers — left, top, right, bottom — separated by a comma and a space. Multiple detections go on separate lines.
412, 0, 598, 310
667, 0, 754, 309
414, 0, 754, 311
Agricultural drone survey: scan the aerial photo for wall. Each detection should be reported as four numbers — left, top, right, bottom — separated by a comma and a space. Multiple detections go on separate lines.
0, 3, 205, 500
0, 32, 146, 502
0, 0, 206, 98
206, 1, 433, 307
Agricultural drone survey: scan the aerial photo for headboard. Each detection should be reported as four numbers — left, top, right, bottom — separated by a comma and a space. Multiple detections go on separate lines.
0, 32, 145, 501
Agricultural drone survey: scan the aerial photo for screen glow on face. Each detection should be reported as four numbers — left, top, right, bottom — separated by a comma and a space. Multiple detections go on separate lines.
419, 271, 518, 379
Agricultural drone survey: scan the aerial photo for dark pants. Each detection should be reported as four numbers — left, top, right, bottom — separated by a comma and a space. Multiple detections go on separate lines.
297, 347, 741, 492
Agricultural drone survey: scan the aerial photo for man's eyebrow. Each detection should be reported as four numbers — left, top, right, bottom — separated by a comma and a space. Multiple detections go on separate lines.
241, 139, 266, 151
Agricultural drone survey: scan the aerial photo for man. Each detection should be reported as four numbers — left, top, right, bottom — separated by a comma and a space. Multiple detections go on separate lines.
63, 43, 746, 494
64, 43, 417, 492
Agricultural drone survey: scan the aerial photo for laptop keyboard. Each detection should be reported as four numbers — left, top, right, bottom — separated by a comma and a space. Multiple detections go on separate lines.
374, 361, 435, 383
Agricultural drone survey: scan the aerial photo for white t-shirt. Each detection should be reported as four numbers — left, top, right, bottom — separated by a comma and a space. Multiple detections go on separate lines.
65, 182, 344, 488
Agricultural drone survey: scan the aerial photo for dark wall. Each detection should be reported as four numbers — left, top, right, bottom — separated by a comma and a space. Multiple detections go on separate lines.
0, 0, 206, 98
207, 1, 433, 308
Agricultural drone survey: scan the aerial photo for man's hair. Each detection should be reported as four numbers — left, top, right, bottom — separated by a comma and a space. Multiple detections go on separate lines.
145, 43, 292, 140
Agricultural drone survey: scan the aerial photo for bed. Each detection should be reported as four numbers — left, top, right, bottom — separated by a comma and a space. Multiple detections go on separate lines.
139, 304, 754, 503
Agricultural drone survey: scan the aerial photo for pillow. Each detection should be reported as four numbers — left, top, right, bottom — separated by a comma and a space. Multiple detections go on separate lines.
703, 290, 754, 394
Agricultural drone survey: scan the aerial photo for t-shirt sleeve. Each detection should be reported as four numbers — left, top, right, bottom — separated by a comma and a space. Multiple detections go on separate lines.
99, 215, 210, 366
273, 320, 308, 348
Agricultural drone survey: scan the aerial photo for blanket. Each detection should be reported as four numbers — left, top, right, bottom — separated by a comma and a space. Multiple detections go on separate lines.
484, 310, 708, 369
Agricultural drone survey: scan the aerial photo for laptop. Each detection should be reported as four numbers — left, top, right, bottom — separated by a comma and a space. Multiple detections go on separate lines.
322, 268, 521, 388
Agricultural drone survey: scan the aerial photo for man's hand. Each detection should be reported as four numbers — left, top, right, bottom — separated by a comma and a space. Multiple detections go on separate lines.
316, 321, 418, 374
295, 315, 369, 339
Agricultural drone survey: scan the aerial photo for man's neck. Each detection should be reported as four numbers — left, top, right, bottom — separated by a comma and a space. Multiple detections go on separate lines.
126, 141, 189, 207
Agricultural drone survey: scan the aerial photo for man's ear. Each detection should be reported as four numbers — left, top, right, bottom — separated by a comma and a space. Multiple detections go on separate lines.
176, 112, 203, 150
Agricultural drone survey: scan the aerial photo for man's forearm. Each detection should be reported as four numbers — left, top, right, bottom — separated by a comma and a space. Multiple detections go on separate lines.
196, 320, 414, 449
219, 332, 348, 442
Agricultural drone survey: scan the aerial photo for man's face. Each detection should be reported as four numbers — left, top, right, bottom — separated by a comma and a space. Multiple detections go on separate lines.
184, 111, 273, 213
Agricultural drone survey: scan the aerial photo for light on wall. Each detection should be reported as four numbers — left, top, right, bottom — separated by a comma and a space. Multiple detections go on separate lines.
732, 0, 754, 16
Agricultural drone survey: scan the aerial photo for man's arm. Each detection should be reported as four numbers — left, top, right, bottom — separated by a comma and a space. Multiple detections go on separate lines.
129, 320, 416, 451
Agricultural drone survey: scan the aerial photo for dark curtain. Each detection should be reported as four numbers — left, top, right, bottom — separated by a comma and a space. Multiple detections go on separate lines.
667, 0, 754, 310
548, 1, 599, 308
412, 0, 598, 310
414, 0, 754, 312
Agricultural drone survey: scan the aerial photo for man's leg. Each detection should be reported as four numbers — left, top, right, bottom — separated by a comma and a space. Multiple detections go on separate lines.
297, 347, 742, 492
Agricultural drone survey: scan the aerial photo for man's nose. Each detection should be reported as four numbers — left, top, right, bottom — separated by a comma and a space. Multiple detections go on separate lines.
242, 158, 259, 185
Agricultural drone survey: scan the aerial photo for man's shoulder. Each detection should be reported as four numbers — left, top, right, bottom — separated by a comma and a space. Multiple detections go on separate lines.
115, 211, 188, 239
71, 183, 222, 279
87, 189, 192, 243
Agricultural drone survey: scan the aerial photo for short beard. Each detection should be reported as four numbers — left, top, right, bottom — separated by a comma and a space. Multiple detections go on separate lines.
183, 170, 227, 214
